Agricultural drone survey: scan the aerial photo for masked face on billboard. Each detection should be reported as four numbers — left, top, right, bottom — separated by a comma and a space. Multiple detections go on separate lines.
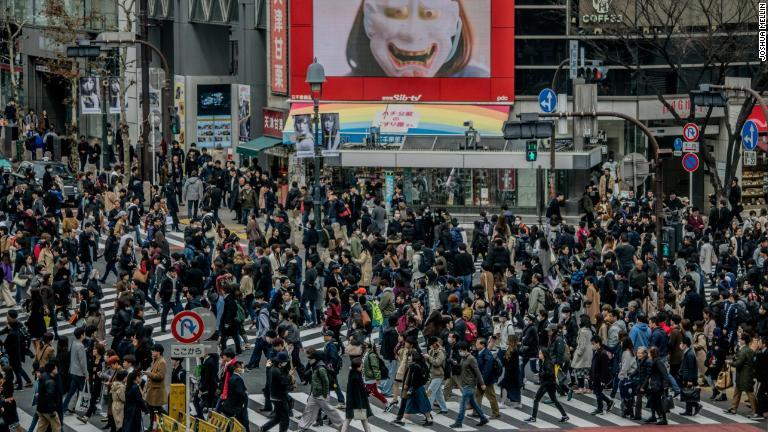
362, 0, 461, 77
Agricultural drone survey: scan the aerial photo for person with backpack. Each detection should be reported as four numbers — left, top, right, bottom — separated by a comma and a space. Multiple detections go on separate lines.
296, 349, 344, 431
320, 330, 346, 409
362, 341, 393, 410
470, 337, 500, 419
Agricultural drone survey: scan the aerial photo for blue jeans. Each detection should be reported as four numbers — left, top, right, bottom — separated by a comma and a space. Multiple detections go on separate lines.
247, 338, 271, 368
14, 283, 23, 304
62, 374, 85, 412
459, 275, 472, 296
188, 200, 199, 219
133, 224, 142, 245
240, 208, 251, 224
427, 377, 447, 412
379, 359, 396, 396
456, 386, 487, 424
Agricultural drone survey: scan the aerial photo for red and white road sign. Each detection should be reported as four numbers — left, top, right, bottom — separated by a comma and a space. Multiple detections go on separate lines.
171, 311, 205, 344
683, 123, 699, 142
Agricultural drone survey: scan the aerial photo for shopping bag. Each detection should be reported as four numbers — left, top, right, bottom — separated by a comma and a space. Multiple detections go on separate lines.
75, 382, 91, 415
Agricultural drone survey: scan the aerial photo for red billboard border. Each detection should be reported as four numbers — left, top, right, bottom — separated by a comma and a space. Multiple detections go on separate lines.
289, 0, 515, 103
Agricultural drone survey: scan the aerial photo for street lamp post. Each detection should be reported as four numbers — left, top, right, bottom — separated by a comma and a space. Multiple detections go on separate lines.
306, 59, 326, 231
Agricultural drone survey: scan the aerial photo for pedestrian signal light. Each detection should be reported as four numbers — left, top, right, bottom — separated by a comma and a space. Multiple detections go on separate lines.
526, 140, 538, 162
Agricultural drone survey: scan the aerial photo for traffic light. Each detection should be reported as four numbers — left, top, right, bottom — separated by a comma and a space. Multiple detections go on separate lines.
578, 60, 608, 83
526, 140, 538, 162
690, 85, 728, 107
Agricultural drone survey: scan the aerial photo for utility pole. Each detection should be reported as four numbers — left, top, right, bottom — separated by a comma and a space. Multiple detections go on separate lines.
139, 0, 150, 181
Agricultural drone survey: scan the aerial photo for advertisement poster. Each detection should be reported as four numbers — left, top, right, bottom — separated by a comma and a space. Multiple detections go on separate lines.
375, 105, 420, 134
173, 75, 186, 145
79, 77, 102, 115
238, 84, 251, 144
270, 0, 288, 94
197, 115, 232, 148
108, 77, 121, 114
315, 0, 490, 78
291, 0, 515, 102
263, 108, 286, 138
293, 114, 315, 158
384, 171, 395, 212
320, 112, 341, 157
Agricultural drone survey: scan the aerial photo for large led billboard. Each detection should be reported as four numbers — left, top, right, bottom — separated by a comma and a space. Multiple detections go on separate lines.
290, 0, 515, 103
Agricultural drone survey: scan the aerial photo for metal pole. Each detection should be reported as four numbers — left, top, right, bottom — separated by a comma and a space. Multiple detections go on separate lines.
313, 97, 321, 230
185, 357, 190, 432
102, 77, 109, 172
711, 85, 768, 127
139, 0, 150, 181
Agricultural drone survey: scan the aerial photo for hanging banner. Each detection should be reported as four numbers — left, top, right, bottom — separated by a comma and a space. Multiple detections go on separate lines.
270, 0, 288, 95
173, 75, 186, 145
79, 77, 102, 115
107, 77, 122, 114
320, 112, 341, 157
293, 114, 314, 158
238, 84, 251, 144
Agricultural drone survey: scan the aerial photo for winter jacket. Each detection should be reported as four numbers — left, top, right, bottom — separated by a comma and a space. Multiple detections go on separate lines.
733, 345, 755, 391
571, 327, 594, 369
182, 176, 205, 202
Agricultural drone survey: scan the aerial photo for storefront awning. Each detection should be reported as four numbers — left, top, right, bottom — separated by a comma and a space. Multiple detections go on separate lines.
748, 105, 767, 132
282, 103, 509, 145
236, 136, 282, 157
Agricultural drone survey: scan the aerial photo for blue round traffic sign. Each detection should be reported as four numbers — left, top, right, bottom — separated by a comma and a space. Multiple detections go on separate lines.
538, 88, 557, 113
742, 120, 759, 150
673, 137, 683, 151
682, 152, 700, 173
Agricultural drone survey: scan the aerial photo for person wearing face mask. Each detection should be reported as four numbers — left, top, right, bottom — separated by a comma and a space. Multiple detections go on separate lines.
449, 341, 489, 428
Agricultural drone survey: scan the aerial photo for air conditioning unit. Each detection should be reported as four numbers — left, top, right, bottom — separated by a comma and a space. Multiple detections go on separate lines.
593, 28, 603, 35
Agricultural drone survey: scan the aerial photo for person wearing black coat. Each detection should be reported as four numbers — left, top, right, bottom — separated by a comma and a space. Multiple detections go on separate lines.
521, 315, 540, 371
680, 284, 704, 323
678, 337, 702, 416
3, 317, 32, 388
36, 363, 62, 432
122, 372, 149, 432
219, 362, 249, 431
632, 347, 652, 420
261, 352, 292, 432
499, 336, 522, 408
341, 357, 373, 432
194, 351, 219, 419
589, 336, 613, 414
219, 285, 242, 354
525, 350, 569, 423
644, 346, 670, 425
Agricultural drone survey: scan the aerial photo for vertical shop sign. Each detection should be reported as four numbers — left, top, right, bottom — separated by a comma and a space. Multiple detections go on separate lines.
270, 0, 288, 95
384, 171, 395, 212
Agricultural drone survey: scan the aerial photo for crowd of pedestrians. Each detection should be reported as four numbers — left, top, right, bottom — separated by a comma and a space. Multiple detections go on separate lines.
0, 132, 766, 432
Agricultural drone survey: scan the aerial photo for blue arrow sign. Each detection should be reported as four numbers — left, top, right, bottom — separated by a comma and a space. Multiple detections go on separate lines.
673, 137, 683, 151
742, 120, 759, 150
179, 317, 198, 336
538, 88, 557, 113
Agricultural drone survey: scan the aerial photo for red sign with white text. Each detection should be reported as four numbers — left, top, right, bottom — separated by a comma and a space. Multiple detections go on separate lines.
263, 108, 287, 138
270, 0, 288, 95
290, 0, 515, 103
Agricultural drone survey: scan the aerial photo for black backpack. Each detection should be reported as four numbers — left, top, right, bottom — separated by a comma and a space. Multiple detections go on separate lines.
319, 229, 330, 248
378, 353, 390, 380
491, 350, 504, 380
544, 288, 557, 311
418, 249, 434, 273
477, 311, 494, 338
